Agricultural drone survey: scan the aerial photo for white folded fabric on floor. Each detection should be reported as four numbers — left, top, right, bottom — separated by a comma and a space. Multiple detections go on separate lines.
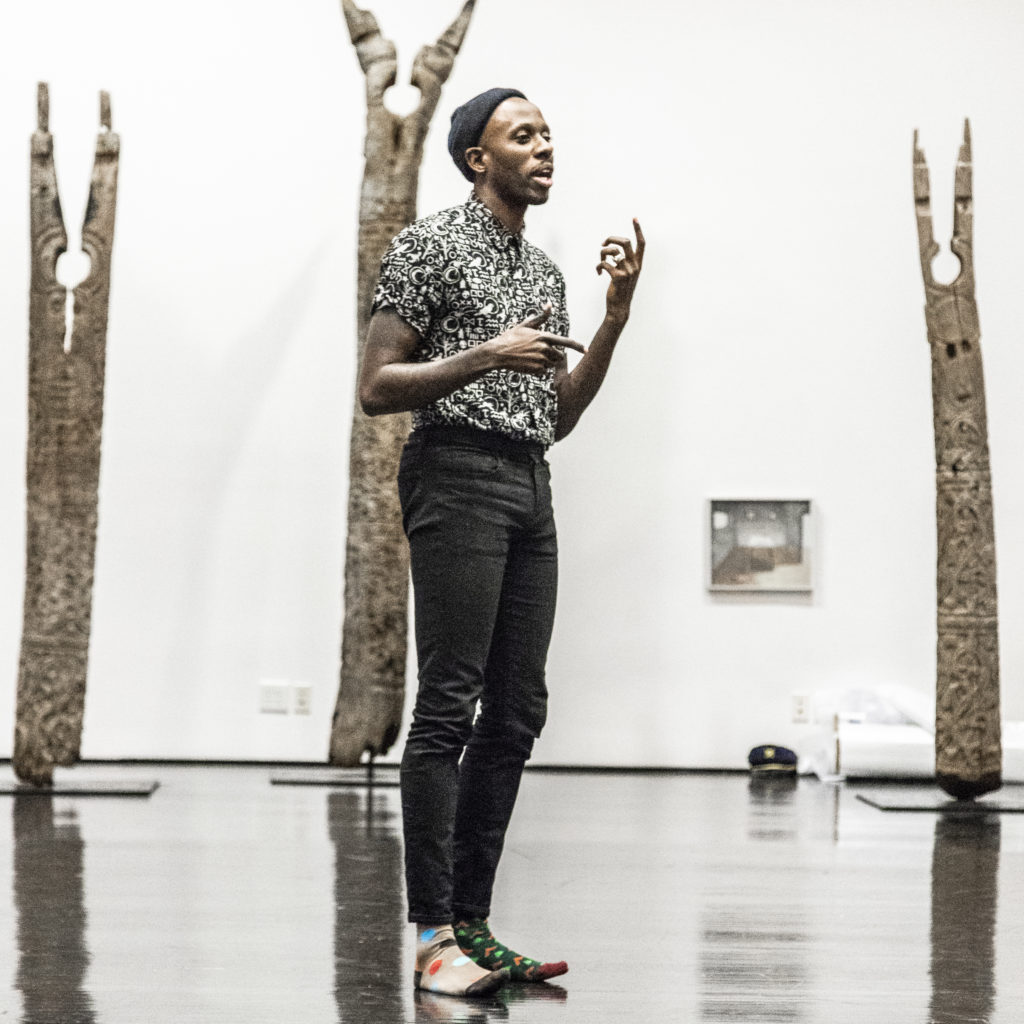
798, 684, 1024, 782
1004, 722, 1024, 781
804, 718, 1024, 782
836, 722, 936, 779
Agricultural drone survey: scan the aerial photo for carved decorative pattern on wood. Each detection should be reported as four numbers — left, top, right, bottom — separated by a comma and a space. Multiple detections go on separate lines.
14, 84, 119, 787
912, 121, 1001, 799
330, 1, 476, 766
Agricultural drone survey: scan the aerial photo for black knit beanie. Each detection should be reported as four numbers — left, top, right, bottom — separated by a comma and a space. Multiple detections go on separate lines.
447, 87, 527, 181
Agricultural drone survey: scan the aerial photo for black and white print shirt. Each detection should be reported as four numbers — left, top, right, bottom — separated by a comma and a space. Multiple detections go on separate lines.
372, 192, 569, 446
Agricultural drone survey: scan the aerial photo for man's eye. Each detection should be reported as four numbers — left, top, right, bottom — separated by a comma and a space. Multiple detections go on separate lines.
515, 135, 530, 144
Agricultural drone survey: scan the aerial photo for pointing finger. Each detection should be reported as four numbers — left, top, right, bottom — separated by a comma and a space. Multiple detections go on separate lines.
633, 218, 646, 257
542, 332, 586, 355
518, 303, 553, 329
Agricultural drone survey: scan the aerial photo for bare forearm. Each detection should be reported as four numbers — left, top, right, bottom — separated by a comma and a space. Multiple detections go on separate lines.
555, 217, 646, 440
360, 305, 582, 417
360, 345, 493, 416
554, 314, 626, 440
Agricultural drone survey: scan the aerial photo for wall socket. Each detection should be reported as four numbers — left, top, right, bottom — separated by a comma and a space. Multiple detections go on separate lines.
791, 693, 811, 724
259, 680, 290, 714
259, 679, 314, 715
292, 684, 313, 715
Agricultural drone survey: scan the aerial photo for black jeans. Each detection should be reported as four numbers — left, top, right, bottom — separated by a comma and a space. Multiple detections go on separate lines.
397, 426, 558, 924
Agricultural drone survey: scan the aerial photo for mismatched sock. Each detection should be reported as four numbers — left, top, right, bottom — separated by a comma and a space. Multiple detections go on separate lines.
454, 918, 568, 982
415, 924, 509, 997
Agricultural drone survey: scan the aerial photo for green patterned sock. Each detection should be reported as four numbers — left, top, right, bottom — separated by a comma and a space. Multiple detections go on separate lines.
454, 918, 568, 982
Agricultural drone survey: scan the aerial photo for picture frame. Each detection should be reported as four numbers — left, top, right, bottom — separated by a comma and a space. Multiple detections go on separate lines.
708, 499, 813, 593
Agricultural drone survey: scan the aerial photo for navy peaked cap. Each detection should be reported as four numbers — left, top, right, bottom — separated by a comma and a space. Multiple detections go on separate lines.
748, 744, 798, 773
448, 87, 527, 181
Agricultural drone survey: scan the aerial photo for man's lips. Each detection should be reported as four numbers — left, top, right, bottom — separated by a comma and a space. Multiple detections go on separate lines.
530, 166, 554, 185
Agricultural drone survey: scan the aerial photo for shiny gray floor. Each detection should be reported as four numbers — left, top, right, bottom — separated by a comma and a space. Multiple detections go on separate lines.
1, 764, 1023, 1023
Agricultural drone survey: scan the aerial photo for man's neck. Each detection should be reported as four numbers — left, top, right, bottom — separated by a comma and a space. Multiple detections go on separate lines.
472, 185, 526, 235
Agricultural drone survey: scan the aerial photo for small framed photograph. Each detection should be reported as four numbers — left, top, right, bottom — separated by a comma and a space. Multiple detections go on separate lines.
708, 499, 813, 592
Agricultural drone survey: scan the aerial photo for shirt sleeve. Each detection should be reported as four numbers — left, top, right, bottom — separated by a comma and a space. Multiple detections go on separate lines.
371, 227, 443, 339
550, 266, 570, 338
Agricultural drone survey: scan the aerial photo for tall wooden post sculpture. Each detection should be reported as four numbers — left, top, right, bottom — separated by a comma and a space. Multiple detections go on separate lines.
14, 84, 119, 787
330, 0, 476, 766
913, 121, 1002, 800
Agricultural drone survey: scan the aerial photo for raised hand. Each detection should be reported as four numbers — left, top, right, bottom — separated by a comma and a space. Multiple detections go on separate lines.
596, 218, 645, 324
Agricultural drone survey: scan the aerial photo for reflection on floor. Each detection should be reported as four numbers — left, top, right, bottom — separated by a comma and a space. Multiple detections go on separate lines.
1, 765, 1022, 1023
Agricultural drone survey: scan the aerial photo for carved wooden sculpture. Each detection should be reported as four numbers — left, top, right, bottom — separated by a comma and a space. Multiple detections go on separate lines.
14, 84, 119, 787
913, 121, 1001, 799
330, 0, 475, 766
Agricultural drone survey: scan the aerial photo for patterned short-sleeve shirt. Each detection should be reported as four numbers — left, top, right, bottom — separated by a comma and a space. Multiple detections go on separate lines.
372, 192, 569, 447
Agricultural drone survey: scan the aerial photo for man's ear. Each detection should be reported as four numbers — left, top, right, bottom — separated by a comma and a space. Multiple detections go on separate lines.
464, 146, 486, 176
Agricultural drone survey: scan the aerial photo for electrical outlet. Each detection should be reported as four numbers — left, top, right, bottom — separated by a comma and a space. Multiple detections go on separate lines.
791, 693, 810, 724
292, 684, 313, 716
259, 680, 290, 714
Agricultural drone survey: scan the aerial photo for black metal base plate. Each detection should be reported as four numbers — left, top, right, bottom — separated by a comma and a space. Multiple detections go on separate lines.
0, 779, 159, 797
856, 791, 1024, 813
270, 766, 400, 788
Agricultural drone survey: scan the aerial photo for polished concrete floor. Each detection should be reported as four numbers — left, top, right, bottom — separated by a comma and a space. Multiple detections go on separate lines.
1, 764, 1022, 1023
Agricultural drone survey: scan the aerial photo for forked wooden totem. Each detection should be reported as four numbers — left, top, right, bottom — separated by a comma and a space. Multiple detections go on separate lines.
14, 84, 119, 787
912, 121, 1001, 799
330, 0, 476, 766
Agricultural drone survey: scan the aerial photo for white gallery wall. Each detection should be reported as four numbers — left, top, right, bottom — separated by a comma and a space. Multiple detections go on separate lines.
2, 0, 1024, 767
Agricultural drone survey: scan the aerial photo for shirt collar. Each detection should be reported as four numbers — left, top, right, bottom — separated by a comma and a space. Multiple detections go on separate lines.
466, 192, 524, 251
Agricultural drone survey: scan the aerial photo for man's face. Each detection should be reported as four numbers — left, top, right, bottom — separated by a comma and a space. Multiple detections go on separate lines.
472, 98, 554, 206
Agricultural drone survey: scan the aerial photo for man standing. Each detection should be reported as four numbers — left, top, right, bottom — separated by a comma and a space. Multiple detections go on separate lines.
359, 87, 644, 997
